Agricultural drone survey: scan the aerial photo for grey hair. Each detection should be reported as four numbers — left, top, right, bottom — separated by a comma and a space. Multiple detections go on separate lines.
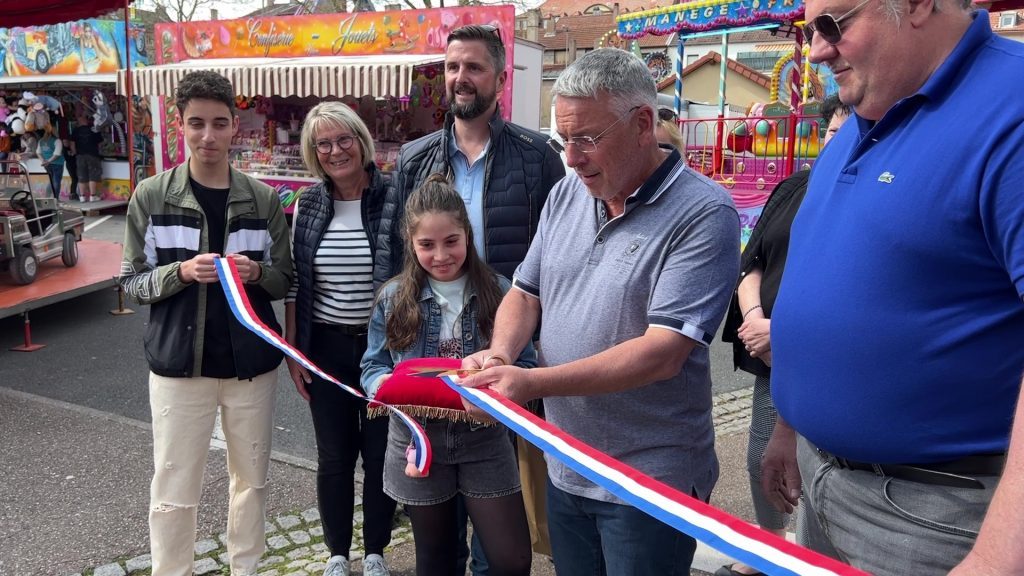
551, 48, 657, 117
300, 101, 376, 181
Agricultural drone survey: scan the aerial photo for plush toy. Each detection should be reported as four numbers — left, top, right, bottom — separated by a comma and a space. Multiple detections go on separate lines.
92, 90, 113, 129
7, 104, 27, 135
20, 130, 38, 158
24, 102, 51, 133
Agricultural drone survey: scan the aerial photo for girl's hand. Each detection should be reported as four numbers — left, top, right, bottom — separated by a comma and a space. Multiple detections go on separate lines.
405, 443, 427, 478
286, 357, 312, 402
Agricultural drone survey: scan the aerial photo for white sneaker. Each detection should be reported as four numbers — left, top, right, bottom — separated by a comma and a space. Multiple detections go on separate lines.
323, 555, 350, 576
362, 554, 389, 576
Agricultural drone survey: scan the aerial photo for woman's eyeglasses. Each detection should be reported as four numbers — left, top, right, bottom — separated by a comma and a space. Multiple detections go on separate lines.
805, 0, 873, 45
315, 135, 355, 154
658, 108, 677, 122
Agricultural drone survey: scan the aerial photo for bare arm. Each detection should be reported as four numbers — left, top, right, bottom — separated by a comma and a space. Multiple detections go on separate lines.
949, 378, 1024, 575
736, 267, 771, 361
736, 267, 763, 316
462, 310, 695, 410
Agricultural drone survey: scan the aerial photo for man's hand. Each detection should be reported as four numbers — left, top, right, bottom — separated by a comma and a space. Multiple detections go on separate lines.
226, 253, 262, 283
460, 348, 508, 371
760, 418, 801, 514
949, 553, 1002, 576
178, 253, 222, 284
286, 357, 312, 402
738, 317, 771, 357
457, 364, 533, 422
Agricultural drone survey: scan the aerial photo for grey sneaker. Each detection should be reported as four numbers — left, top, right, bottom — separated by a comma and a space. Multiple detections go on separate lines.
323, 555, 350, 576
362, 554, 390, 576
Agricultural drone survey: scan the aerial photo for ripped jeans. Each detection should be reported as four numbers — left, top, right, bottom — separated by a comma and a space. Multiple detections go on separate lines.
148, 371, 278, 576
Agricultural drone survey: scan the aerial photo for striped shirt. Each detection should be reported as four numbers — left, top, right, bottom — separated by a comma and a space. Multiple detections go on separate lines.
287, 199, 373, 325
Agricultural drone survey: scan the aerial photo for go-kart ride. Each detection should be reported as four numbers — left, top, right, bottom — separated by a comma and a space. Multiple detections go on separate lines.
0, 160, 85, 285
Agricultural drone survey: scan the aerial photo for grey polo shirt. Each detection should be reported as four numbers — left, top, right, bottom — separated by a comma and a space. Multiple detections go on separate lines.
513, 149, 740, 503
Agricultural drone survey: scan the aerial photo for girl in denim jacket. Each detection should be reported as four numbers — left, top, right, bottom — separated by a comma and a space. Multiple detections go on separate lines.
360, 174, 534, 576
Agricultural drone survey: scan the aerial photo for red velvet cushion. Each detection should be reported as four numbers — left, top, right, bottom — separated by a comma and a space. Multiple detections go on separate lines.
372, 357, 467, 416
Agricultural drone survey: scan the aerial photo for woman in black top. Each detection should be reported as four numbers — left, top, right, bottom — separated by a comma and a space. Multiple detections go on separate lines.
717, 96, 851, 576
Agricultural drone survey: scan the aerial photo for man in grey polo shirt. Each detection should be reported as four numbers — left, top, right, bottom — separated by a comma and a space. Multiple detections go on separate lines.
461, 48, 739, 575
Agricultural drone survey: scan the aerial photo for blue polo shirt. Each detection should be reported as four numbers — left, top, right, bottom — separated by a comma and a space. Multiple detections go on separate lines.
448, 128, 489, 259
771, 12, 1024, 464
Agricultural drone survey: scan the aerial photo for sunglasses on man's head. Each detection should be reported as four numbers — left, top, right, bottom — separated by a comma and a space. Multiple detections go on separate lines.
805, 0, 873, 45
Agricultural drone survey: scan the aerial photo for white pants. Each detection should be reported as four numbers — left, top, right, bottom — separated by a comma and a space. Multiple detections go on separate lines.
148, 371, 277, 576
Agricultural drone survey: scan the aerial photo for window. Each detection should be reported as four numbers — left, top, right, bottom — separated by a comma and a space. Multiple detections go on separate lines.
737, 51, 789, 73
999, 12, 1019, 28
686, 54, 699, 65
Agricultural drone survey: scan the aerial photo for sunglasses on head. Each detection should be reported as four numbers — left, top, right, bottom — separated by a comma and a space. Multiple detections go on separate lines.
805, 0, 873, 45
658, 108, 677, 122
466, 24, 504, 47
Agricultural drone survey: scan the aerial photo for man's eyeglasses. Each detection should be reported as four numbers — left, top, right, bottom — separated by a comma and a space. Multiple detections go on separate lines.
547, 105, 641, 155
805, 0, 873, 45
315, 135, 355, 154
658, 108, 677, 122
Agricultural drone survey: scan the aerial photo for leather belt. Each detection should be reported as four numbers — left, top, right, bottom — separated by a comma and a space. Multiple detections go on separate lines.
314, 322, 368, 336
818, 449, 1005, 490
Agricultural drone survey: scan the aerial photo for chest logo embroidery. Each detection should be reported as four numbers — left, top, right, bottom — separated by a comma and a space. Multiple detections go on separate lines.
877, 171, 895, 184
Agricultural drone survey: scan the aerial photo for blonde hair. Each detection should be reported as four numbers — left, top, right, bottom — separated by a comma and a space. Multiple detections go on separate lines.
656, 118, 685, 151
299, 101, 376, 181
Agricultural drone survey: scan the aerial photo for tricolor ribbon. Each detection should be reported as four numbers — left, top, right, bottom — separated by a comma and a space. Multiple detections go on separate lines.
218, 258, 867, 575
447, 382, 868, 576
214, 258, 432, 475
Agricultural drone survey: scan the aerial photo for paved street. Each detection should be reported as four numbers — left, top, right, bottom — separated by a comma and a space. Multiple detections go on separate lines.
0, 213, 769, 576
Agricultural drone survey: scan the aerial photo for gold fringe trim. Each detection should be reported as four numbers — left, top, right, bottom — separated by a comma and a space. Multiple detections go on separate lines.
367, 404, 496, 425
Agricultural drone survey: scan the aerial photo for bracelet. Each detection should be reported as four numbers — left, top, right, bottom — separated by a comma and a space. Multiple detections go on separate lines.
484, 353, 510, 366
742, 304, 763, 319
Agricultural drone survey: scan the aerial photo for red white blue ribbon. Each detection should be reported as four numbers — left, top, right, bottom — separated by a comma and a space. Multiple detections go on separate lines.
214, 258, 432, 475
445, 380, 870, 576
218, 258, 865, 575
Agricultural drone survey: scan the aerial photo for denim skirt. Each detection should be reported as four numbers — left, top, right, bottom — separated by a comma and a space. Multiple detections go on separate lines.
383, 415, 521, 506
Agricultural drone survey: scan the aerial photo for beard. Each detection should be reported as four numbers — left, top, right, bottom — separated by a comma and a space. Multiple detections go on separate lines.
448, 82, 497, 120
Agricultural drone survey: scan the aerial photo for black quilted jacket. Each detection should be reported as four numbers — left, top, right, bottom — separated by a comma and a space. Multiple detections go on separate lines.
373, 108, 565, 286
292, 164, 387, 352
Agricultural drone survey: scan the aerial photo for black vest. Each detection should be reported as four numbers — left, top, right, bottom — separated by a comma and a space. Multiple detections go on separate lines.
293, 165, 387, 352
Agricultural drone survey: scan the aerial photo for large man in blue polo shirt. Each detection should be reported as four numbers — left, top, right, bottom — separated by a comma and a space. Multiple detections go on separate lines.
761, 0, 1024, 573
460, 48, 739, 575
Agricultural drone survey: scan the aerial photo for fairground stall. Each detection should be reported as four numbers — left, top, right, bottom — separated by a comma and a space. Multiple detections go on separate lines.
119, 5, 541, 214
0, 17, 148, 202
617, 0, 839, 246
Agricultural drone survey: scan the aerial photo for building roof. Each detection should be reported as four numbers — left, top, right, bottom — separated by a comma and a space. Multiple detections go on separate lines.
535, 0, 664, 17
989, 8, 1024, 32
680, 51, 771, 89
534, 12, 676, 51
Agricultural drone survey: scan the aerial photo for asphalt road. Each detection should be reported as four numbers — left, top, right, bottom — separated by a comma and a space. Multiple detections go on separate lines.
0, 212, 751, 465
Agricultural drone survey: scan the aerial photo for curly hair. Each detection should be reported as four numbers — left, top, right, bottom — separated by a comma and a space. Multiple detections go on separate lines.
175, 70, 236, 116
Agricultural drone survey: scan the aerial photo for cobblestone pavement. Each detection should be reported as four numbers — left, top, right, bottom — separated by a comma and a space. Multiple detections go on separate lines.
66, 504, 414, 576
67, 388, 753, 576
